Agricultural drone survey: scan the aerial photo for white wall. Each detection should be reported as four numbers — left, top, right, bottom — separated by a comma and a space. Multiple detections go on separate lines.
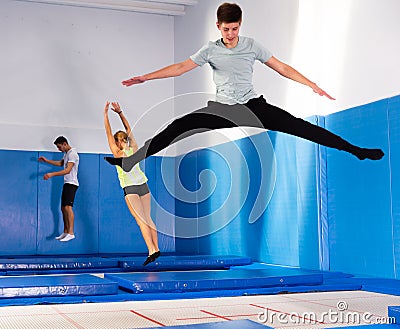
0, 0, 175, 153
285, 0, 400, 117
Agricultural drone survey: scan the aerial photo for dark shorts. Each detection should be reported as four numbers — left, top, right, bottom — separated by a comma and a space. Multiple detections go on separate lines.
61, 183, 78, 207
123, 183, 150, 197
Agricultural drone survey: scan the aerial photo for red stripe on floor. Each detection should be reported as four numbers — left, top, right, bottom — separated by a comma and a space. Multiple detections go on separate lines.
200, 310, 232, 321
130, 310, 166, 326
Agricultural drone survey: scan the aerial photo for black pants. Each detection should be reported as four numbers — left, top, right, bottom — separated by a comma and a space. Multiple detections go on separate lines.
139, 95, 350, 159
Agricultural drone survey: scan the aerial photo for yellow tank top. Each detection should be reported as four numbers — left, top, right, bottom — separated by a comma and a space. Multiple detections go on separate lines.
116, 148, 148, 188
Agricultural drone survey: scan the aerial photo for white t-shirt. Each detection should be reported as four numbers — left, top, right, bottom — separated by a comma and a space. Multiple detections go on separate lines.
63, 148, 79, 186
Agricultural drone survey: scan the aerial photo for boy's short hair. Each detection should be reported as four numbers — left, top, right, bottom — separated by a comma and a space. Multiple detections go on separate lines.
54, 136, 68, 145
217, 2, 242, 24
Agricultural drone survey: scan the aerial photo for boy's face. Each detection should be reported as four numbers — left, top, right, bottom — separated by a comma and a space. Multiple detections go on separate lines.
216, 21, 241, 48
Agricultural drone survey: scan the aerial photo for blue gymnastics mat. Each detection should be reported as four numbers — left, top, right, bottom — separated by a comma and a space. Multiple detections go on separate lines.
0, 274, 118, 298
143, 319, 271, 329
105, 267, 323, 293
325, 277, 400, 295
118, 255, 252, 271
0, 257, 119, 272
388, 306, 400, 324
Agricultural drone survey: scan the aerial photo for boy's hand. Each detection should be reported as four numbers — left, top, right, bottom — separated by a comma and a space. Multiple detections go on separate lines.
122, 75, 146, 86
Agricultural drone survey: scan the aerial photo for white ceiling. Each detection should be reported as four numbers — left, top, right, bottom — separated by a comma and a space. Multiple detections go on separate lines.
13, 0, 198, 16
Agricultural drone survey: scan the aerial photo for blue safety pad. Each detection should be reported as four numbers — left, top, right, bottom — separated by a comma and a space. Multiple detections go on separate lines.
3, 268, 123, 276
148, 156, 177, 251
0, 150, 38, 255
387, 96, 400, 278
324, 98, 392, 277
388, 306, 400, 324
362, 278, 400, 295
105, 267, 322, 293
0, 274, 118, 298
118, 255, 252, 271
144, 319, 271, 329
3, 282, 360, 306
0, 257, 118, 271
175, 123, 321, 269
324, 277, 400, 295
229, 262, 353, 279
0, 275, 360, 306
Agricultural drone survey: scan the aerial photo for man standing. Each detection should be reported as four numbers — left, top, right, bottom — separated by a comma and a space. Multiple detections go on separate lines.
39, 136, 79, 242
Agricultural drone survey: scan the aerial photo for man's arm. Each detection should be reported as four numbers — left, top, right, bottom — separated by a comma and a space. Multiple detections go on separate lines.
265, 56, 335, 100
122, 59, 199, 87
43, 162, 74, 180
38, 156, 63, 167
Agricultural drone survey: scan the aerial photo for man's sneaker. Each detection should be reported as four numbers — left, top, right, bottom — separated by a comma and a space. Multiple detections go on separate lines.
60, 234, 75, 242
55, 233, 67, 240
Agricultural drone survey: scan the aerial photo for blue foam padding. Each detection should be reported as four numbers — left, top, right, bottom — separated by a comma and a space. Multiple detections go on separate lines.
105, 267, 322, 293
0, 274, 118, 298
4, 268, 122, 276
0, 257, 118, 271
0, 280, 362, 306
387, 96, 400, 278
230, 263, 353, 279
118, 255, 252, 271
325, 277, 400, 295
388, 306, 400, 324
177, 126, 321, 268
144, 319, 271, 329
149, 156, 177, 250
324, 98, 392, 277
0, 150, 38, 255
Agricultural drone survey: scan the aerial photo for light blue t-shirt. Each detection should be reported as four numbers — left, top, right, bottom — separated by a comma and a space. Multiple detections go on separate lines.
190, 36, 273, 105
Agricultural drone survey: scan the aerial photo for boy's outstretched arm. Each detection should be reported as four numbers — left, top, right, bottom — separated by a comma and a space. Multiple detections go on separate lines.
265, 56, 335, 100
122, 59, 199, 87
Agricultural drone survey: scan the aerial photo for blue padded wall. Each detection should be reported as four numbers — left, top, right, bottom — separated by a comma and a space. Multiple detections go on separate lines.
173, 95, 398, 279
324, 98, 393, 277
387, 96, 400, 278
0, 150, 38, 255
176, 120, 321, 269
0, 149, 174, 256
151, 156, 176, 252
2, 95, 399, 276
